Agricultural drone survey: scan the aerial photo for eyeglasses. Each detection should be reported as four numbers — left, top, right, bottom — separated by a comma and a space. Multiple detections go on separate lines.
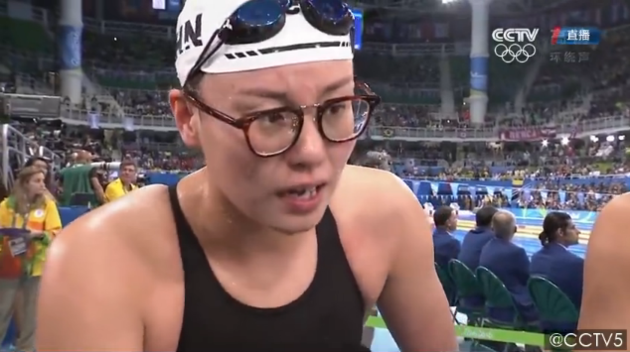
183, 80, 381, 157
184, 0, 355, 86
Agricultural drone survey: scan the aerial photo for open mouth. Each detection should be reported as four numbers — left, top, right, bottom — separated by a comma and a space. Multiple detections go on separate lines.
279, 184, 326, 201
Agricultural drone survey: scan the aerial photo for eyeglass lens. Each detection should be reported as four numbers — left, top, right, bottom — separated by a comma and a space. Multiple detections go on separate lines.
247, 97, 370, 155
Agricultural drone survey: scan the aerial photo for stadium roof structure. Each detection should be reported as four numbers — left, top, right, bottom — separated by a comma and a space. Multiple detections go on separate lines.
348, 0, 573, 16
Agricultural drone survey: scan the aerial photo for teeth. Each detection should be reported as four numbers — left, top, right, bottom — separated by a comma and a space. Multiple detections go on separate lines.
288, 187, 317, 199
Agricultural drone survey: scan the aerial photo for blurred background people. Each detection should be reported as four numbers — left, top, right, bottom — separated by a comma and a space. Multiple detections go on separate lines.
432, 205, 461, 270
0, 167, 61, 351
531, 211, 583, 333
104, 160, 137, 202
458, 206, 498, 271
480, 211, 538, 324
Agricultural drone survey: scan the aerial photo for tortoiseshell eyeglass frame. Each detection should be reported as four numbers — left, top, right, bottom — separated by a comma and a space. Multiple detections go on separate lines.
182, 79, 381, 157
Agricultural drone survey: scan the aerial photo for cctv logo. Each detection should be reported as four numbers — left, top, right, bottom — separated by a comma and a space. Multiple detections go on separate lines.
492, 28, 539, 64
492, 28, 539, 42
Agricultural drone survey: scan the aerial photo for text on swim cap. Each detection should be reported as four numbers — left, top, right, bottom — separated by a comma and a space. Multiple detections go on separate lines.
177, 13, 203, 57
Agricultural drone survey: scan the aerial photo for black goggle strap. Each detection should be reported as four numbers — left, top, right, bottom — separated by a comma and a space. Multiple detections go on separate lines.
184, 27, 225, 87
350, 25, 355, 54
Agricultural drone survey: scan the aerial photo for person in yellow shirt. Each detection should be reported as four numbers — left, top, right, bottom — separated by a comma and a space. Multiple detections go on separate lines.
104, 160, 138, 203
0, 166, 61, 351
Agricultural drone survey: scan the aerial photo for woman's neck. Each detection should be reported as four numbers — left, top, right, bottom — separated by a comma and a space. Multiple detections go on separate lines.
179, 171, 302, 255
553, 241, 568, 248
24, 193, 36, 203
16, 194, 36, 213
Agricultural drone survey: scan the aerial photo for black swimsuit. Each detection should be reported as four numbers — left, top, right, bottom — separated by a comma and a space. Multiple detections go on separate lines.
168, 185, 369, 351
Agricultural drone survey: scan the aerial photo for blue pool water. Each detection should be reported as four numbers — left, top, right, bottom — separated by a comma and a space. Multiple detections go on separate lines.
370, 217, 589, 351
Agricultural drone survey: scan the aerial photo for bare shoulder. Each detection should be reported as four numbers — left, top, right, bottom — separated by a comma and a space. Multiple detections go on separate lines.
37, 185, 174, 350
45, 184, 174, 288
56, 184, 171, 249
337, 165, 419, 219
334, 166, 426, 245
335, 170, 455, 351
590, 192, 630, 242
579, 194, 630, 331
583, 192, 630, 263
340, 164, 407, 189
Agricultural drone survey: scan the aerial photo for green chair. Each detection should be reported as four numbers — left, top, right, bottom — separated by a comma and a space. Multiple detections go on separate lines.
448, 259, 485, 326
528, 276, 578, 332
434, 263, 460, 324
476, 267, 537, 331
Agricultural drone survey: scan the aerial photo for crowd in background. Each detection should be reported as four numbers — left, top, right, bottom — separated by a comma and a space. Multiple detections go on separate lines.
1, 7, 630, 213
4, 119, 628, 212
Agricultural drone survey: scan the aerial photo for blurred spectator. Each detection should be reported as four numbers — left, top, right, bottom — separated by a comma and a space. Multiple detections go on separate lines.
0, 166, 61, 352
104, 159, 138, 203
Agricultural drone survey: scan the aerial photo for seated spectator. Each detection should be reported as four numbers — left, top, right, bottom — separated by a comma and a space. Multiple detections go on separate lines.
479, 211, 538, 323
0, 166, 62, 352
432, 206, 460, 270
530, 212, 583, 333
458, 206, 498, 271
104, 160, 138, 203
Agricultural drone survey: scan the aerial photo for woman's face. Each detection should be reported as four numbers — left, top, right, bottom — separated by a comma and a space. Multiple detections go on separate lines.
26, 172, 46, 197
560, 220, 581, 246
170, 60, 358, 235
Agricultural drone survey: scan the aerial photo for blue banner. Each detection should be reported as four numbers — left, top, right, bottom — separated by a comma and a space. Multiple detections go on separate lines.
470, 56, 488, 94
58, 25, 82, 70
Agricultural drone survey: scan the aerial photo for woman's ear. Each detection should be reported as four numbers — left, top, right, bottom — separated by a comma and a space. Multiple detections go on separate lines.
170, 89, 200, 147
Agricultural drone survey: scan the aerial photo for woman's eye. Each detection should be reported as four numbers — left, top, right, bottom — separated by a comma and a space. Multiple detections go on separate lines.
269, 114, 285, 123
260, 113, 289, 124
326, 103, 348, 116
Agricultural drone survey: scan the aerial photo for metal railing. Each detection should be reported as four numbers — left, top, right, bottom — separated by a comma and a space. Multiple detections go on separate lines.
50, 106, 630, 138
0, 124, 63, 190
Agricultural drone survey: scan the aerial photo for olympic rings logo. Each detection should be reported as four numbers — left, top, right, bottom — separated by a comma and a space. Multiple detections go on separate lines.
494, 43, 537, 63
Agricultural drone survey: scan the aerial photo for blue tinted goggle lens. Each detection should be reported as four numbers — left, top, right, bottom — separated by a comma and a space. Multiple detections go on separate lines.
236, 0, 285, 26
307, 0, 349, 21
232, 0, 352, 35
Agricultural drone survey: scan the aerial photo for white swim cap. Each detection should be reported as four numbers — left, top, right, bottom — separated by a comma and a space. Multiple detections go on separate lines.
174, 0, 354, 86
